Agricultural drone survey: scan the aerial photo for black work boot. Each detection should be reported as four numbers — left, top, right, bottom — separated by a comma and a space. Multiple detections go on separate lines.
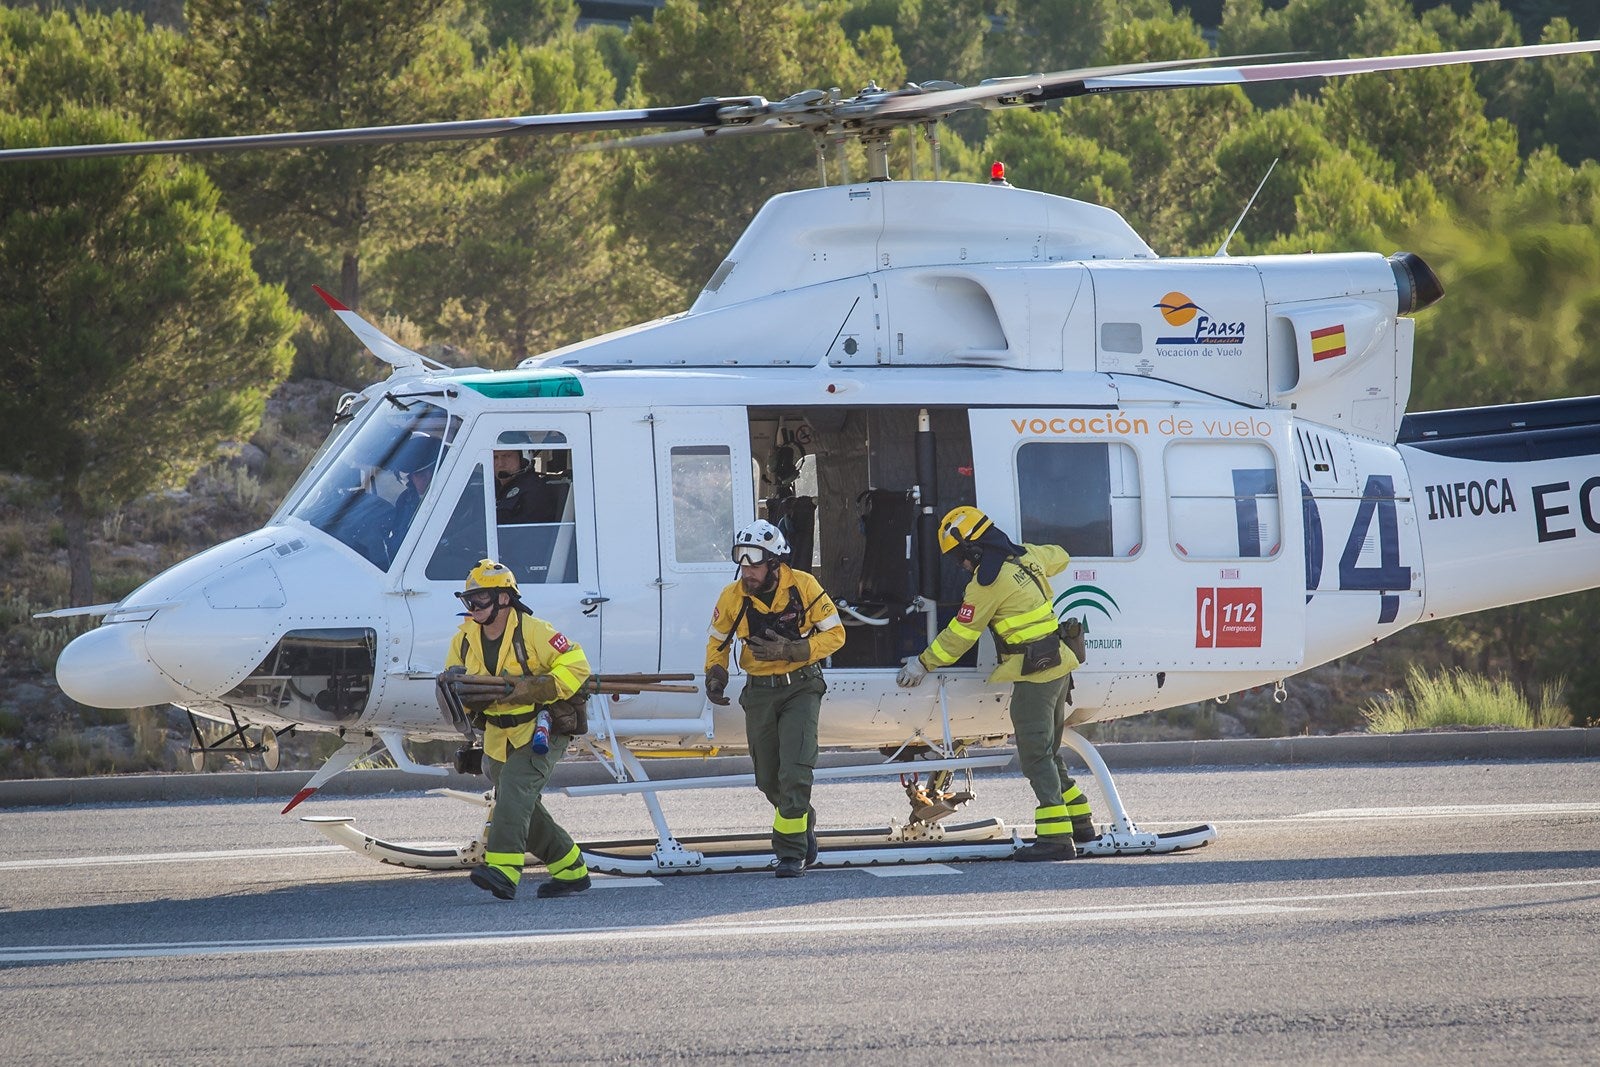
805, 808, 819, 868
775, 857, 805, 878
536, 873, 592, 898
1072, 818, 1100, 844
470, 864, 518, 900
1012, 838, 1078, 862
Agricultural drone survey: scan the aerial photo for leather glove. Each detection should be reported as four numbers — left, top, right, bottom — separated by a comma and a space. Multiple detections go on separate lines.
896, 657, 928, 688
445, 673, 514, 709
705, 664, 731, 706
746, 629, 811, 662
507, 674, 560, 706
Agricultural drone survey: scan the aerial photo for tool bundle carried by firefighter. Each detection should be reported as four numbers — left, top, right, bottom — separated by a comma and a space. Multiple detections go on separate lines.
435, 559, 596, 902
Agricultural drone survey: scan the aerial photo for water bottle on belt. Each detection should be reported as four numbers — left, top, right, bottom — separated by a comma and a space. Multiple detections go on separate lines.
532, 709, 552, 754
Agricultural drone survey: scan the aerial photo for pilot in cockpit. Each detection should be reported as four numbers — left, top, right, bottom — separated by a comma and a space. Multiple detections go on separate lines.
386, 432, 442, 554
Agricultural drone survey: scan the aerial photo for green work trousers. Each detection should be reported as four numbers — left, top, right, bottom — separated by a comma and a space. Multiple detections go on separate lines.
740, 672, 824, 860
1010, 675, 1081, 808
485, 731, 577, 874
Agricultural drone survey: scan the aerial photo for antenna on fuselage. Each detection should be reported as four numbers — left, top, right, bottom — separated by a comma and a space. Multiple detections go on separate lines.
1214, 157, 1278, 257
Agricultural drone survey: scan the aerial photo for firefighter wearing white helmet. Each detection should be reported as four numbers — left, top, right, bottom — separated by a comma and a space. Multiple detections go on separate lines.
705, 519, 846, 878
897, 506, 1098, 861
441, 559, 593, 900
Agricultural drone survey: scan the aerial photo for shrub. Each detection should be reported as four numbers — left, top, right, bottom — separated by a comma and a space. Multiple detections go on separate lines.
1363, 666, 1571, 732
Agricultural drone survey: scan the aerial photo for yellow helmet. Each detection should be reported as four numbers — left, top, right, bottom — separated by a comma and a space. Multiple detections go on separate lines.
459, 558, 519, 598
938, 505, 993, 555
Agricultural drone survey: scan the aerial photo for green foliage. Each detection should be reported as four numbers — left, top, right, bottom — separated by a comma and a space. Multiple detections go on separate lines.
182, 0, 479, 382
374, 31, 662, 360
0, 107, 296, 602
1404, 153, 1600, 408
1363, 665, 1571, 731
0, 6, 191, 129
617, 0, 907, 301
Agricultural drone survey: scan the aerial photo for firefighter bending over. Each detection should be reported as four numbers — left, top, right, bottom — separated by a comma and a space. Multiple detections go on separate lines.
897, 507, 1098, 861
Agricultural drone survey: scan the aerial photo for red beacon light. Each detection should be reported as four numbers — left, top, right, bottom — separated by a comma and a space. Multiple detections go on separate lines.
989, 161, 1011, 186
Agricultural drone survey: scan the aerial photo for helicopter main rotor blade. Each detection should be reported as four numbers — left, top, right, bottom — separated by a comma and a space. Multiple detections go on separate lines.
0, 99, 757, 162
579, 119, 795, 153
866, 53, 1298, 121
1078, 39, 1600, 93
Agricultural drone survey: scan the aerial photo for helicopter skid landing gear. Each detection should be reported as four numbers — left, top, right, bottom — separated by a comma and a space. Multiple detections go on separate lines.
301, 804, 1023, 874
1058, 726, 1217, 856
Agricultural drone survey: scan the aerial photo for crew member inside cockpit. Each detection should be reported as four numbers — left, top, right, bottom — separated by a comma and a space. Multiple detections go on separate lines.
494, 449, 561, 523
388, 432, 442, 552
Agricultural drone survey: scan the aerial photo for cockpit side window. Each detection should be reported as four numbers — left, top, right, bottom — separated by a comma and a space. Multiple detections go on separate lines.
286, 397, 455, 570
426, 463, 489, 582
492, 430, 578, 585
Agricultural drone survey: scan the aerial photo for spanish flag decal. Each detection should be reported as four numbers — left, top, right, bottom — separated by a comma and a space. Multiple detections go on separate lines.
1310, 324, 1347, 361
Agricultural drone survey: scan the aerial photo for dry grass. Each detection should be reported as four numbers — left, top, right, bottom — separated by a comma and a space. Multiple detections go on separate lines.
1363, 666, 1571, 733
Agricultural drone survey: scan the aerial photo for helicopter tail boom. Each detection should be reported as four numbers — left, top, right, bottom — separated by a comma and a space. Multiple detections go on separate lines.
1399, 396, 1600, 621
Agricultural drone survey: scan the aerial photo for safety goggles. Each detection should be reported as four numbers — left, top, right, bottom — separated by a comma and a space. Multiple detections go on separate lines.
456, 591, 498, 611
732, 546, 772, 567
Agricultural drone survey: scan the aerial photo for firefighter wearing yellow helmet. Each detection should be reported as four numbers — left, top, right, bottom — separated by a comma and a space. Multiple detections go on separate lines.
897, 507, 1098, 860
442, 559, 593, 900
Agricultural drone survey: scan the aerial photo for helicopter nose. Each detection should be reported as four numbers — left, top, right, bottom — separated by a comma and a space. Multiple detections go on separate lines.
55, 621, 184, 709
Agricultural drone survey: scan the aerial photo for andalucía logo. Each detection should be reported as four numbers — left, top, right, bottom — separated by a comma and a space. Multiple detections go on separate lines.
1054, 584, 1119, 622
1154, 290, 1245, 346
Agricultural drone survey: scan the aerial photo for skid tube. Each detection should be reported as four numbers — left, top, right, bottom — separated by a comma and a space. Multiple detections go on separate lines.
302, 811, 1022, 874
303, 727, 1214, 872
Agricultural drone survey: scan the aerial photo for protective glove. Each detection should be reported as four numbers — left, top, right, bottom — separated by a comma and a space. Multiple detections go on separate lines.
705, 664, 731, 706
896, 657, 929, 688
745, 629, 811, 662
445, 673, 514, 710
507, 674, 560, 706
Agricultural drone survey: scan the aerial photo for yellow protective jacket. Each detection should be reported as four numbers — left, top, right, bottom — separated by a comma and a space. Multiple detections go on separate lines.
705, 564, 846, 676
919, 544, 1078, 684
446, 610, 591, 761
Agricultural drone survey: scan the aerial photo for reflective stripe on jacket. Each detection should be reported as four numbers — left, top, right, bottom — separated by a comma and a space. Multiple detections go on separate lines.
705, 564, 846, 676
920, 544, 1078, 684
446, 610, 591, 761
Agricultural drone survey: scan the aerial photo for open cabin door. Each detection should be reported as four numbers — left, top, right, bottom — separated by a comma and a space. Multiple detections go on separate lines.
400, 412, 601, 672
967, 408, 1304, 713
650, 407, 756, 677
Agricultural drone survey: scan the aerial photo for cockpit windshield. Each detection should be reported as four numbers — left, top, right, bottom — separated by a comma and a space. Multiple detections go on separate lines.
286, 396, 458, 569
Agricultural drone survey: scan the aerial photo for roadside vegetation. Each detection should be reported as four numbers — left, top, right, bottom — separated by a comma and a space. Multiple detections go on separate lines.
1363, 666, 1572, 733
1, 0, 1597, 778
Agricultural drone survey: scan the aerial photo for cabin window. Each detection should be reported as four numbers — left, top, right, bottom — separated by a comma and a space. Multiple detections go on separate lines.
670, 445, 735, 564
493, 430, 578, 585
1165, 441, 1281, 559
1016, 442, 1142, 558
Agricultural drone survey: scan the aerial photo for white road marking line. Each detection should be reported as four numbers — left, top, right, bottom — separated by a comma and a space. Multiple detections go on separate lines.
0, 903, 1305, 963
1293, 802, 1600, 819
591, 876, 660, 889
0, 845, 345, 871
864, 864, 960, 877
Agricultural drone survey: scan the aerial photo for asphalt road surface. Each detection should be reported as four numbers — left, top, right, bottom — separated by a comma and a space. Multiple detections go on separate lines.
2, 760, 1598, 1064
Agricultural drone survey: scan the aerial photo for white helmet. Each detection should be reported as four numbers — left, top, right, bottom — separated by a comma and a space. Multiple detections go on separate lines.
732, 519, 789, 565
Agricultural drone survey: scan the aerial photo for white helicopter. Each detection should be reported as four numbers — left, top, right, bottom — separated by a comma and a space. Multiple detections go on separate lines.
15, 39, 1600, 875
